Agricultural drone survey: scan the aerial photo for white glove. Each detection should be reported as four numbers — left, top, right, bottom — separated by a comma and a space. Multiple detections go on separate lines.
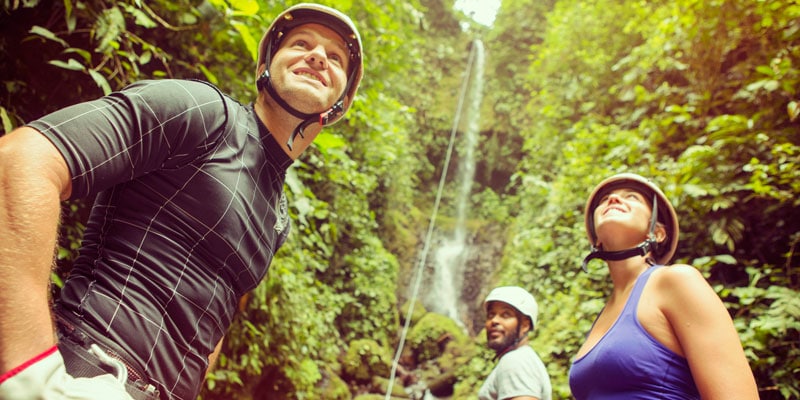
0, 346, 132, 400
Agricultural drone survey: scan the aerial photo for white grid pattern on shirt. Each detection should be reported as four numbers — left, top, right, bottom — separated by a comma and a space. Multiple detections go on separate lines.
33, 80, 293, 399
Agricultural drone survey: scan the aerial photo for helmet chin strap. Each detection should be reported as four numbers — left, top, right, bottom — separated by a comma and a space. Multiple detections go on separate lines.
257, 71, 316, 120
257, 66, 353, 151
257, 70, 316, 151
492, 313, 535, 361
582, 195, 660, 273
493, 324, 524, 361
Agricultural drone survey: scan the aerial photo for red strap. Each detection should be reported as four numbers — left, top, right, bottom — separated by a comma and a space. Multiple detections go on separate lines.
0, 345, 58, 384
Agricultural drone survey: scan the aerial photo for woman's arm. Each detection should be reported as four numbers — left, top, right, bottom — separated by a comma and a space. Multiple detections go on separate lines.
658, 264, 758, 399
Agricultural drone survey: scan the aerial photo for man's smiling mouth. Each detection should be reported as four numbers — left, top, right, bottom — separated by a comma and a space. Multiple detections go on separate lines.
296, 71, 326, 86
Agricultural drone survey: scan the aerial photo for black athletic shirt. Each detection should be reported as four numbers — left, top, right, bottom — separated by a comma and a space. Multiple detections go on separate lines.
29, 79, 293, 399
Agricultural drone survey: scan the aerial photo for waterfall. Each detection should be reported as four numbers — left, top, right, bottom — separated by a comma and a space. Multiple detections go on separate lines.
386, 39, 486, 400
424, 40, 485, 328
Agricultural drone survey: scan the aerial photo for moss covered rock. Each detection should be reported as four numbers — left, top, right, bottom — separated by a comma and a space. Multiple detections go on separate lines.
353, 395, 406, 400
399, 299, 427, 327
312, 366, 352, 400
371, 376, 409, 398
343, 338, 393, 382
407, 313, 469, 364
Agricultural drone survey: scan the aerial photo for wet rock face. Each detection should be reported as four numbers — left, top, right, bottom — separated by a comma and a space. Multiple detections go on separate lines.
460, 226, 506, 336
391, 225, 505, 400
398, 222, 506, 339
412, 225, 506, 337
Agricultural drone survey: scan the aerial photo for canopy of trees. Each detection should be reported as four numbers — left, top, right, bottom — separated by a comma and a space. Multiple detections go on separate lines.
1, 0, 797, 398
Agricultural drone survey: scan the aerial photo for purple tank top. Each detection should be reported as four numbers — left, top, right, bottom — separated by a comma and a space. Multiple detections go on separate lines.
568, 266, 700, 399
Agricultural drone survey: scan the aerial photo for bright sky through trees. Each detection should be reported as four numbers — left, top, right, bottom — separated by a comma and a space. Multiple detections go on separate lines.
454, 0, 501, 26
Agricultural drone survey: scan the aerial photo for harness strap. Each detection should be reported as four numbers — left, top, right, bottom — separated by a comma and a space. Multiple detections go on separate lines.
58, 340, 159, 400
56, 317, 160, 400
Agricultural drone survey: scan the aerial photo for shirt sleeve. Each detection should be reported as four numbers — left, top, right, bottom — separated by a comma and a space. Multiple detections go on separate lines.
495, 348, 549, 399
27, 79, 229, 199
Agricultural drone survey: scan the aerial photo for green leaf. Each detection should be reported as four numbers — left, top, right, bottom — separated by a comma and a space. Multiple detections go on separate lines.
88, 69, 111, 95
51, 272, 64, 288
139, 50, 152, 65
63, 0, 76, 32
714, 254, 737, 265
0, 107, 13, 133
94, 6, 125, 53
788, 100, 799, 122
755, 65, 775, 77
48, 59, 85, 71
198, 64, 218, 84
63, 47, 92, 63
122, 4, 157, 28
227, 0, 259, 15
231, 20, 258, 62
29, 25, 68, 47
314, 133, 347, 153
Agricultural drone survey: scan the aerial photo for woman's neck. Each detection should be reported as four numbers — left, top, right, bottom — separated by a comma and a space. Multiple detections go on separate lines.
606, 256, 650, 294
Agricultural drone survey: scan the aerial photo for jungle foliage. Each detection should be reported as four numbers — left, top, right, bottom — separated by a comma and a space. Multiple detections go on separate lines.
1, 0, 797, 399
478, 0, 800, 398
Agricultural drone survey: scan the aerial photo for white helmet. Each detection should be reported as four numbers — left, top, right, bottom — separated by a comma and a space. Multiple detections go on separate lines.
255, 4, 363, 131
484, 286, 539, 329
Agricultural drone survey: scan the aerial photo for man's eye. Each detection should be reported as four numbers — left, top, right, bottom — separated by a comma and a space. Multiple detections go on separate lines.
292, 39, 308, 48
328, 52, 344, 65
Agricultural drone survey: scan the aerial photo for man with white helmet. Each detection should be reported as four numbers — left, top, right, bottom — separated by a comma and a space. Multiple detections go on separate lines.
479, 286, 552, 400
0, 3, 362, 400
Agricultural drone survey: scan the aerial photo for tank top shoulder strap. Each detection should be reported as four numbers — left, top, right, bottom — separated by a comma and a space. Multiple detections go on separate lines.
620, 265, 662, 318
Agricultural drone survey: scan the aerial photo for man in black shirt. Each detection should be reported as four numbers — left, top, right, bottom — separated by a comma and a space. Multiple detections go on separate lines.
0, 3, 362, 399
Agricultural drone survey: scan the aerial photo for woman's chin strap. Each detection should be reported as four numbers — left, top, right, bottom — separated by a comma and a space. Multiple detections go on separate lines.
581, 239, 658, 272
581, 195, 660, 273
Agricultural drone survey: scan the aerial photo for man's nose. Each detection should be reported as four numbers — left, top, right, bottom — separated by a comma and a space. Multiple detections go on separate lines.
306, 45, 327, 69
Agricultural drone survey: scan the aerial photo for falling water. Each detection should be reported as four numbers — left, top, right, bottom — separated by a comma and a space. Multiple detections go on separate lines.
424, 40, 484, 327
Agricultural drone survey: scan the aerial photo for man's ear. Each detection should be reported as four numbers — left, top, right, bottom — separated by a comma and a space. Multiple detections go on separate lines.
520, 316, 532, 335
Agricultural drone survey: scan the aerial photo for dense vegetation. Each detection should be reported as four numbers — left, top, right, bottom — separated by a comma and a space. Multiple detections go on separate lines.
1, 0, 797, 399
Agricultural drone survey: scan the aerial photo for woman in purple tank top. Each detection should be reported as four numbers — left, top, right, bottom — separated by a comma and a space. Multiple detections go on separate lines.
568, 173, 758, 399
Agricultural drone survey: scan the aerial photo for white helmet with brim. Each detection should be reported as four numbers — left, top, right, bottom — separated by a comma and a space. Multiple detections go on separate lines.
484, 286, 539, 329
255, 3, 364, 148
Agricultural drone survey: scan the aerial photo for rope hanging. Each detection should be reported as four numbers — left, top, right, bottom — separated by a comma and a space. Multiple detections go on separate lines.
384, 41, 480, 399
